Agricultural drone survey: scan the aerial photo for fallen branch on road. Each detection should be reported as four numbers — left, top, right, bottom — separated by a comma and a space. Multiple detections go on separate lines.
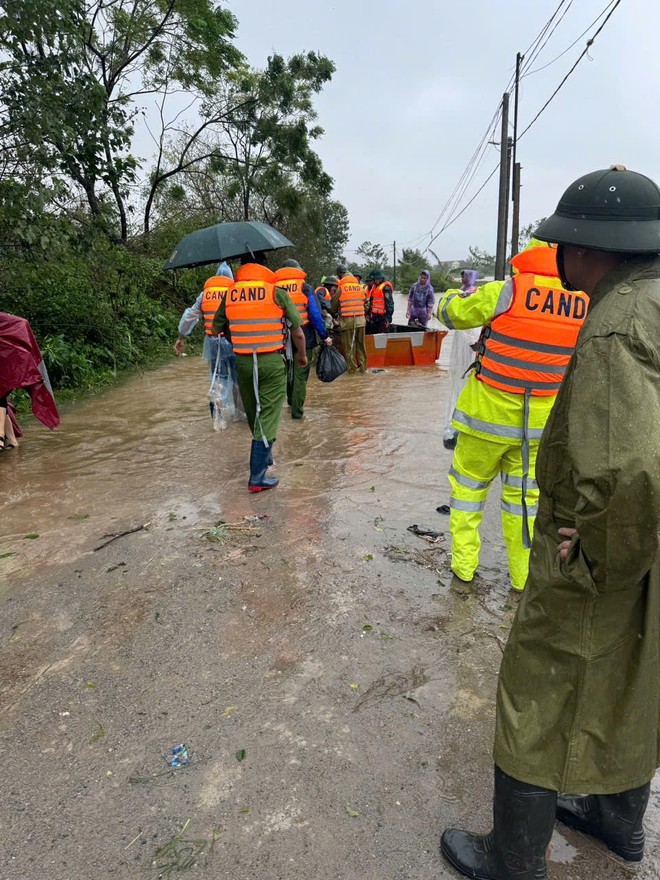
93, 522, 152, 552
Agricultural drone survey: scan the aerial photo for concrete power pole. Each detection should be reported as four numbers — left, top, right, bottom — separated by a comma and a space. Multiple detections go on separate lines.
494, 92, 510, 281
510, 52, 523, 262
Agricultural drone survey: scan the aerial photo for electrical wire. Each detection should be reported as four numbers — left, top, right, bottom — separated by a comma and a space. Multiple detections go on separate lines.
518, 0, 575, 78
519, 0, 623, 139
426, 165, 499, 252
404, 0, 607, 252
523, 0, 618, 76
415, 0, 575, 250
426, 104, 502, 238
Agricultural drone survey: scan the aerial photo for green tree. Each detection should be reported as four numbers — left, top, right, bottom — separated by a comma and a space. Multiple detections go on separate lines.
466, 245, 496, 274
146, 52, 335, 234
353, 241, 388, 276
396, 247, 427, 290
279, 197, 349, 282
0, 0, 243, 243
518, 218, 547, 251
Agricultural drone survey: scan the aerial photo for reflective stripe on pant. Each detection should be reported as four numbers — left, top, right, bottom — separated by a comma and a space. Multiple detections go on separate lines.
448, 432, 539, 590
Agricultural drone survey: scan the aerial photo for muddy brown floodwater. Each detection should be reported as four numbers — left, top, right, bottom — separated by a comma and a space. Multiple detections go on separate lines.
1, 336, 659, 880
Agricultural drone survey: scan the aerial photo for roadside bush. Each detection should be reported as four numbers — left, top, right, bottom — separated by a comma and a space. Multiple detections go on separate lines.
0, 235, 185, 391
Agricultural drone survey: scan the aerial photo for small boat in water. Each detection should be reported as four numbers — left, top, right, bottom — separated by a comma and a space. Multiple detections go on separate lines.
366, 323, 448, 367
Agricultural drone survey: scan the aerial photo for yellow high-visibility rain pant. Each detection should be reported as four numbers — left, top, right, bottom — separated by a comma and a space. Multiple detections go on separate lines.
448, 432, 539, 590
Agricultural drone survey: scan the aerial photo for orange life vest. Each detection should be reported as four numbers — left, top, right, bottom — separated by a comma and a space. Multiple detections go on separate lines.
224, 264, 285, 355
338, 275, 366, 318
273, 267, 308, 324
370, 281, 392, 316
201, 275, 233, 335
315, 285, 331, 303
476, 273, 589, 397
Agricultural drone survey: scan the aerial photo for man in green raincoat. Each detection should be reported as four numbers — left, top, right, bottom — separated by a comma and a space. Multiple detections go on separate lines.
440, 166, 660, 879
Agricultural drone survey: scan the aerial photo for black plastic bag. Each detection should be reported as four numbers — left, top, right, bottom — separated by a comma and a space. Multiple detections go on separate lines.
316, 344, 348, 382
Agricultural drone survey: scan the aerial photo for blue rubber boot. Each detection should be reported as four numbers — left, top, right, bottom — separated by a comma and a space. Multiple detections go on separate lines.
248, 440, 279, 493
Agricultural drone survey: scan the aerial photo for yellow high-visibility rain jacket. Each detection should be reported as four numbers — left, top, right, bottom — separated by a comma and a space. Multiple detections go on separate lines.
437, 279, 559, 445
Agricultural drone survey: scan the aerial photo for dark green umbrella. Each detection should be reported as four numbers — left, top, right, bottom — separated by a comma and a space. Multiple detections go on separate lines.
163, 220, 294, 270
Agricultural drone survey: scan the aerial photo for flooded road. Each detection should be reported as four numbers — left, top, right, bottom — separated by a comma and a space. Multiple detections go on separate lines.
1, 333, 658, 879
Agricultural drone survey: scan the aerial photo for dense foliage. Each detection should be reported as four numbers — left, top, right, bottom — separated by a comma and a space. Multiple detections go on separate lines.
0, 1, 349, 390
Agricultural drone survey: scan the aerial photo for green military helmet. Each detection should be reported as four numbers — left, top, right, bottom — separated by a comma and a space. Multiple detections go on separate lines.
535, 166, 660, 254
324, 275, 339, 287
372, 269, 385, 280
282, 258, 302, 268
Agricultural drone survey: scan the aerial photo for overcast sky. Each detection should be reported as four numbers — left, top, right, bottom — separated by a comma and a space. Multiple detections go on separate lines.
212, 1, 658, 260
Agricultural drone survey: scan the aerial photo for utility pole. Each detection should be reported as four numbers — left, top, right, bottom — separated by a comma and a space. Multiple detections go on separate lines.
510, 52, 523, 261
511, 162, 521, 262
392, 240, 397, 290
494, 91, 510, 281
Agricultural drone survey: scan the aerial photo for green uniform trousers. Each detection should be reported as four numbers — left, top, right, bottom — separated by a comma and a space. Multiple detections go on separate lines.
286, 347, 315, 419
341, 324, 367, 373
449, 431, 539, 590
235, 352, 287, 442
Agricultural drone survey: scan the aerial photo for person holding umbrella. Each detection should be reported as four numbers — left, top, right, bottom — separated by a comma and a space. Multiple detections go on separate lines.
212, 253, 307, 492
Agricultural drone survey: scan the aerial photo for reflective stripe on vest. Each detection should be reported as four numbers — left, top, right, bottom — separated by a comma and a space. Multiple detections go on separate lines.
453, 408, 545, 441
273, 268, 308, 324
370, 281, 391, 315
225, 271, 285, 355
441, 292, 461, 329
201, 275, 233, 335
339, 275, 365, 318
476, 274, 588, 397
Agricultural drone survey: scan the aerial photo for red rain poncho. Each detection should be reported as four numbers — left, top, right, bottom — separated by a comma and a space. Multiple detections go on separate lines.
0, 312, 60, 429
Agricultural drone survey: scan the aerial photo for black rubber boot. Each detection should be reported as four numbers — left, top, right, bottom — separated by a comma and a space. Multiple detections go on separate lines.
209, 401, 215, 419
247, 440, 279, 493
556, 783, 650, 862
440, 766, 556, 880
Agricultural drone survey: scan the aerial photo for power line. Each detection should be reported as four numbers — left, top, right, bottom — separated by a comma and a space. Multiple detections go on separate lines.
518, 0, 575, 78
414, 1, 576, 251
519, 0, 623, 139
406, 0, 615, 253
523, 0, 618, 77
426, 104, 502, 238
426, 165, 499, 251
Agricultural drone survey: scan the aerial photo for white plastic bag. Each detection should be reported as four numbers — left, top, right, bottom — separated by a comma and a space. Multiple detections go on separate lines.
444, 328, 481, 445
208, 342, 236, 430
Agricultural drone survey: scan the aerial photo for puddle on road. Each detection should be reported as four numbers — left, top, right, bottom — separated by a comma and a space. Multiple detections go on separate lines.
2, 327, 660, 877
0, 339, 457, 577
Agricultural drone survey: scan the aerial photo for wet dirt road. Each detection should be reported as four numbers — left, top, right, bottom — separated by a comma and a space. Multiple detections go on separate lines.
1, 338, 659, 880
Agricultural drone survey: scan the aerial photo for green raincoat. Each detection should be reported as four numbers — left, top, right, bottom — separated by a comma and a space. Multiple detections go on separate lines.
494, 256, 660, 794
